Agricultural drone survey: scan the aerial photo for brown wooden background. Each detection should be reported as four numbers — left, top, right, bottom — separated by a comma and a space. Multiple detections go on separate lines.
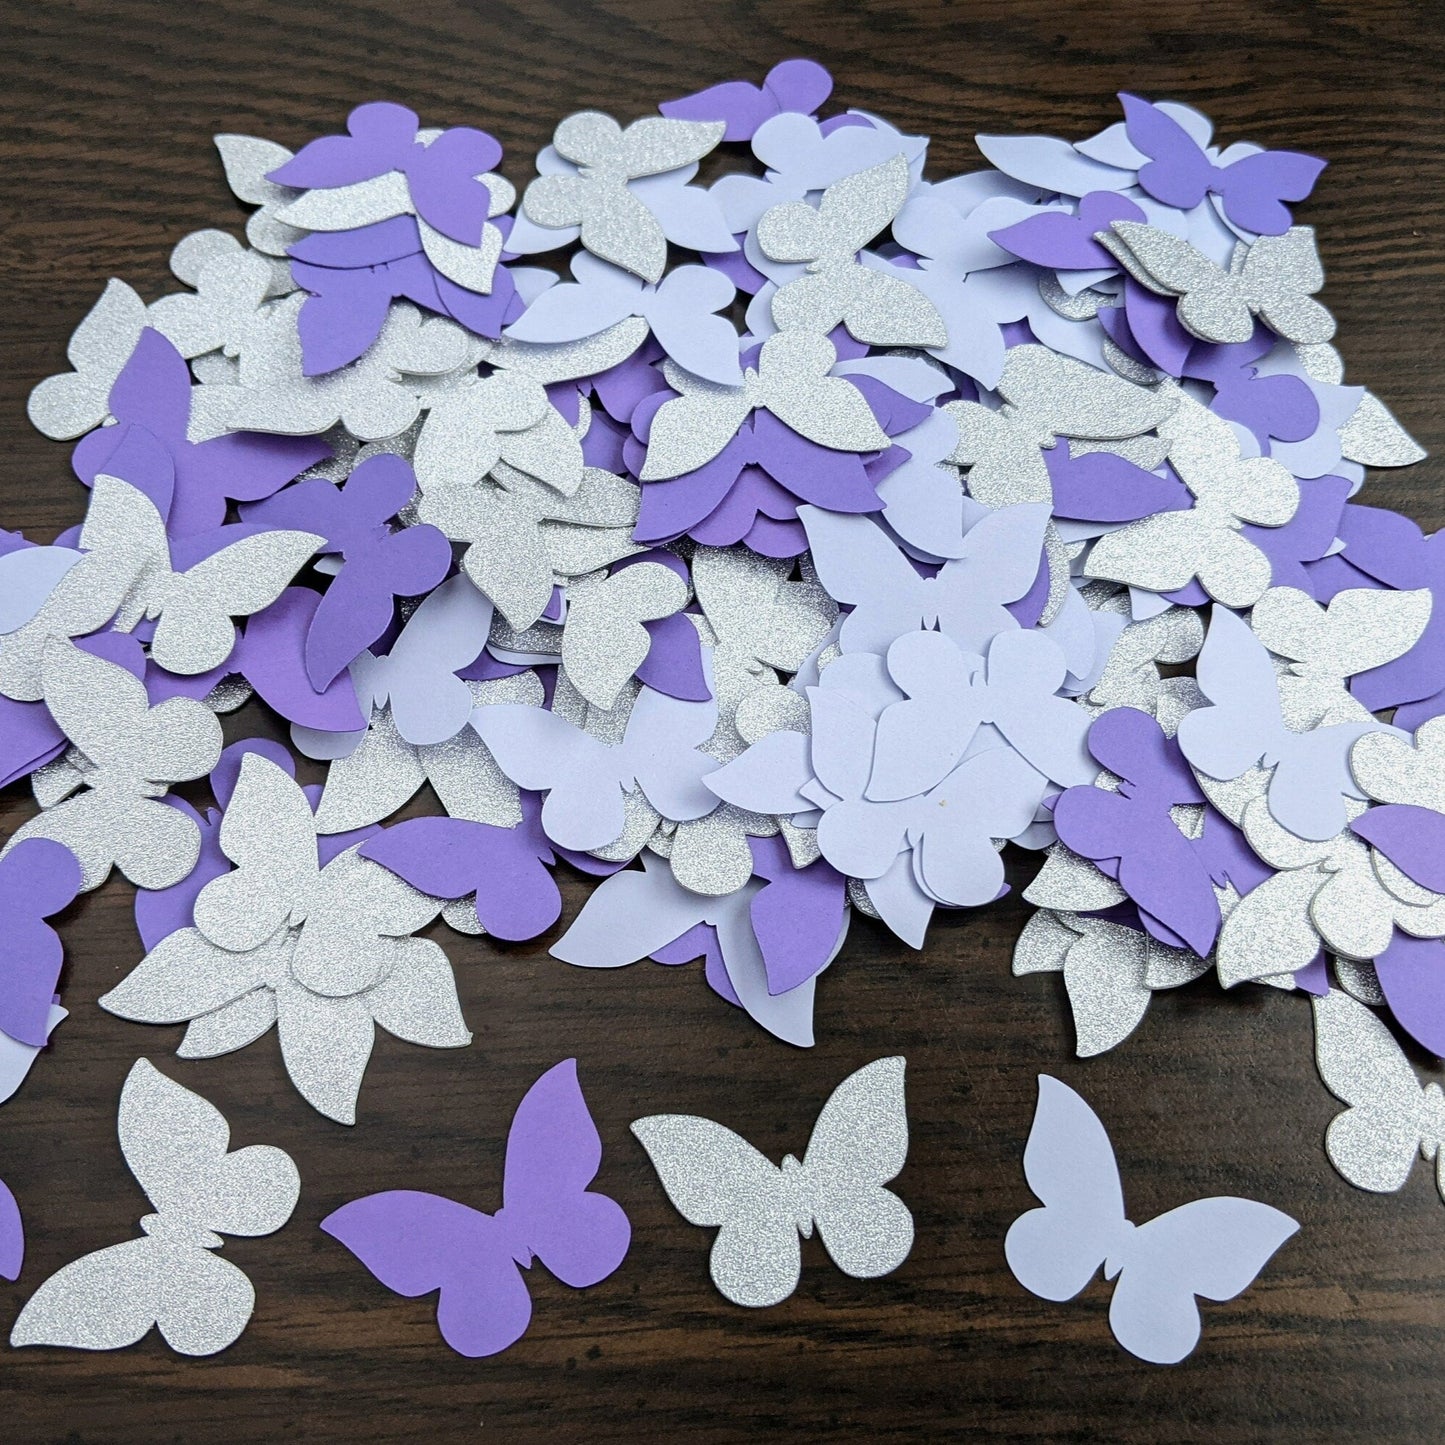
0, 1, 1443, 1440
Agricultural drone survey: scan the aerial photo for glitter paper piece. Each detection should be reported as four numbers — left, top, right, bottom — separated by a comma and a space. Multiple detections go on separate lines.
632, 1057, 911, 1306
1005, 1075, 1299, 1363
10, 1059, 299, 1355
321, 1060, 629, 1357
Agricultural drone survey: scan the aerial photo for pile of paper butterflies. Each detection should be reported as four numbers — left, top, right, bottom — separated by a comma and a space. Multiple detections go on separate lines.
0, 59, 1441, 1365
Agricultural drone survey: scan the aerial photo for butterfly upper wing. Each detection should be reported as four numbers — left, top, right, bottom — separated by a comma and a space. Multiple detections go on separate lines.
502, 1059, 631, 1287
1312, 990, 1427, 1192
624, 682, 722, 824
997, 344, 1173, 442
631, 1114, 801, 1307
193, 753, 319, 953
1109, 1197, 1298, 1365
1174, 605, 1282, 781
1119, 93, 1213, 210
118, 1058, 300, 1236
1004, 1075, 1127, 1302
321, 1191, 535, 1357
798, 506, 924, 656
1241, 228, 1334, 344
802, 1057, 914, 1280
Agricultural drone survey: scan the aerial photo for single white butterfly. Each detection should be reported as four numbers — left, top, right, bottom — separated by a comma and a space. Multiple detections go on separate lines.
631, 1057, 912, 1306
10, 1058, 299, 1356
1005, 1074, 1298, 1364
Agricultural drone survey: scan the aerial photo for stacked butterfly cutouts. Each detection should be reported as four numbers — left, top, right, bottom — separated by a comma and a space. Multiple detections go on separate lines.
0, 61, 1439, 1360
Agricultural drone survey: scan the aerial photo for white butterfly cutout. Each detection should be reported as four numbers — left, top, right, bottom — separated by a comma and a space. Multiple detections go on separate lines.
26, 280, 148, 440
639, 330, 888, 481
800, 501, 1049, 657
519, 113, 730, 282
1312, 990, 1445, 1201
1251, 584, 1432, 729
1013, 910, 1211, 1057
754, 155, 947, 348
412, 368, 583, 495
506, 252, 742, 386
632, 1057, 912, 1306
1005, 1074, 1299, 1364
472, 670, 721, 853
1085, 391, 1299, 608
1098, 222, 1335, 345
1175, 604, 1389, 842
10, 1059, 299, 1356
2, 641, 221, 890
99, 754, 468, 1124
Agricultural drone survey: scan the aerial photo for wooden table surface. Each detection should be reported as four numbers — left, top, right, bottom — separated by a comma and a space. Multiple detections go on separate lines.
1, 1, 1443, 1440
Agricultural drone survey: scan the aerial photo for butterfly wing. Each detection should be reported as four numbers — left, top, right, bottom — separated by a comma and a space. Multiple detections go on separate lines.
193, 753, 319, 952
502, 1059, 631, 1287
1119, 93, 1213, 210
118, 1058, 300, 1236
11, 1237, 166, 1351
801, 1057, 913, 1280
1241, 228, 1334, 344
152, 1245, 260, 1356
1311, 990, 1428, 1192
1215, 151, 1326, 236
624, 682, 722, 825
1109, 1197, 1298, 1364
562, 564, 688, 712
1004, 1075, 1128, 1302
998, 344, 1173, 442
322, 1191, 535, 1357
632, 1114, 800, 1308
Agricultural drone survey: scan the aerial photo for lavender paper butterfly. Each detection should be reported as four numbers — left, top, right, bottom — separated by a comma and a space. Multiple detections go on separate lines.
320, 1059, 629, 1357
659, 59, 833, 141
0, 839, 83, 1049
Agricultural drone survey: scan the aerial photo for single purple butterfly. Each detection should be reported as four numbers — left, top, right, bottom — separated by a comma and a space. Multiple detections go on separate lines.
1119, 93, 1326, 236
659, 59, 833, 141
320, 1059, 630, 1358
988, 190, 1146, 271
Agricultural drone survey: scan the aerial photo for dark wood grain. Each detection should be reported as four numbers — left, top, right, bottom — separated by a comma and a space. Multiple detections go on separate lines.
1, 1, 1443, 1440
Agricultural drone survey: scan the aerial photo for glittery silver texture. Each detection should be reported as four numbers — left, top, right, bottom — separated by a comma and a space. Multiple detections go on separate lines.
757, 156, 947, 347
168, 228, 293, 300
413, 371, 581, 494
1312, 990, 1445, 1202
1038, 275, 1109, 322
847, 875, 880, 917
1086, 603, 1205, 717
1338, 390, 1427, 468
640, 331, 889, 482
944, 343, 1174, 509
27, 279, 148, 440
1085, 388, 1298, 608
523, 113, 726, 283
148, 245, 274, 360
1101, 336, 1163, 387
1100, 222, 1335, 346
481, 317, 650, 385
1351, 716, 1445, 811
1057, 916, 1153, 1058
9, 1059, 299, 1356
632, 1057, 912, 1307
214, 133, 304, 257
1333, 956, 1386, 1006
668, 803, 776, 897
2, 641, 221, 890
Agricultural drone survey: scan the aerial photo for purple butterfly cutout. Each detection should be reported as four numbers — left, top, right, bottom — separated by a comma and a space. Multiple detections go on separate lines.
746, 835, 846, 996
0, 1180, 21, 1282
1043, 445, 1190, 524
1352, 804, 1445, 896
70, 329, 329, 537
242, 455, 453, 689
357, 795, 563, 942
1052, 707, 1222, 956
1372, 933, 1445, 1056
0, 839, 83, 1048
1119, 93, 1326, 236
659, 59, 833, 140
1243, 474, 1351, 596
989, 190, 1145, 270
320, 1059, 630, 1358
268, 102, 502, 246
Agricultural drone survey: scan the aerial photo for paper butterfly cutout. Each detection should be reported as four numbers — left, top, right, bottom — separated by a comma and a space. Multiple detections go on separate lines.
1118, 93, 1325, 236
0, 1179, 21, 1281
1100, 222, 1335, 346
660, 59, 833, 140
1005, 1075, 1299, 1364
1312, 990, 1445, 1201
4, 641, 222, 890
632, 1057, 912, 1306
0, 838, 83, 1047
321, 1059, 630, 1357
0, 1003, 67, 1107
10, 1059, 300, 1355
0, 543, 82, 634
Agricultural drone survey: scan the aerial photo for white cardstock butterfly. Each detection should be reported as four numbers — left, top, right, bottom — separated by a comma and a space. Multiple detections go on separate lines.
632, 1056, 912, 1307
10, 1058, 299, 1356
1005, 1074, 1298, 1364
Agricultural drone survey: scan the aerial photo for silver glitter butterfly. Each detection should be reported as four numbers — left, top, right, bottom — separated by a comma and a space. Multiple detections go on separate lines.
756, 155, 947, 347
632, 1057, 913, 1308
1312, 990, 1445, 1202
1085, 390, 1299, 607
2, 641, 222, 890
10, 1059, 300, 1356
1099, 222, 1335, 345
522, 113, 727, 283
100, 753, 469, 1124
640, 330, 888, 481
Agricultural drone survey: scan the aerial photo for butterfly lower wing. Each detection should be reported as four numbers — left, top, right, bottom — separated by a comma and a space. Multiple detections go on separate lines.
154, 1244, 258, 1356
632, 1114, 800, 1307
11, 1237, 163, 1351
322, 1191, 535, 1357
1110, 1197, 1298, 1364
